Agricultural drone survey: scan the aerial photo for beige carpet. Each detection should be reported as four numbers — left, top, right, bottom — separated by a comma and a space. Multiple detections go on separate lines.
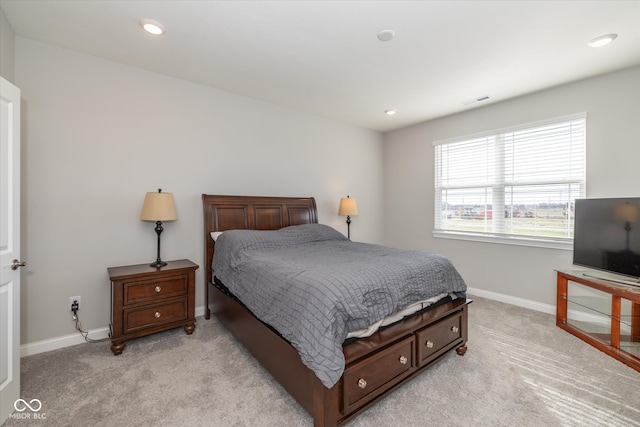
4, 296, 640, 426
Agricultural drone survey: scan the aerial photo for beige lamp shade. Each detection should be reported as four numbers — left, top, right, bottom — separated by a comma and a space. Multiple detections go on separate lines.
338, 197, 359, 216
614, 202, 640, 223
140, 191, 177, 221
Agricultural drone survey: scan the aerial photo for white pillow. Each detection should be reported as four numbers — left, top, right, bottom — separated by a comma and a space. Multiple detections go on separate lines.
210, 231, 224, 241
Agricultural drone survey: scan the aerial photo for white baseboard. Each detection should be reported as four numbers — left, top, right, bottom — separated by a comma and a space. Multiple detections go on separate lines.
22, 293, 611, 358
466, 286, 556, 315
20, 305, 207, 357
20, 327, 112, 357
466, 286, 615, 328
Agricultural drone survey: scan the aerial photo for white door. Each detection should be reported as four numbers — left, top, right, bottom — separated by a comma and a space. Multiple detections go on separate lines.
0, 76, 22, 424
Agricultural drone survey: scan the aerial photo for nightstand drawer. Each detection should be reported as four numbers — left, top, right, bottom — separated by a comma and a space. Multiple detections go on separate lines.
124, 275, 187, 305
124, 300, 187, 333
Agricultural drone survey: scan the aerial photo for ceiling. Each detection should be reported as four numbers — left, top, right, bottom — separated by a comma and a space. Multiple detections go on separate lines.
1, 1, 639, 132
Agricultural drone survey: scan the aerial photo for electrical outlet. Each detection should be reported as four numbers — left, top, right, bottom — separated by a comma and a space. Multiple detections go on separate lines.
70, 296, 81, 312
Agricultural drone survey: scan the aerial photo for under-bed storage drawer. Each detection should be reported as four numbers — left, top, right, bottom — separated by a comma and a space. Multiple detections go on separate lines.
416, 310, 463, 366
343, 335, 415, 413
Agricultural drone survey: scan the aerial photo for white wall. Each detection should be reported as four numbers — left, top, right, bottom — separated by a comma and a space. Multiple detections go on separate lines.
383, 66, 640, 308
0, 7, 15, 82
15, 37, 383, 346
12, 32, 640, 350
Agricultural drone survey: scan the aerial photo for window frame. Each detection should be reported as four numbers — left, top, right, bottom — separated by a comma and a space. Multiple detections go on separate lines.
432, 113, 586, 250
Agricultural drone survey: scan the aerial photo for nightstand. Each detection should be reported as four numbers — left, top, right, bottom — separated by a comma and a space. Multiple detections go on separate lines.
108, 259, 199, 355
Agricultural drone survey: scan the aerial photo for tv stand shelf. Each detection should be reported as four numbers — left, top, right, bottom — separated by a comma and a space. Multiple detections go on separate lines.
556, 270, 640, 372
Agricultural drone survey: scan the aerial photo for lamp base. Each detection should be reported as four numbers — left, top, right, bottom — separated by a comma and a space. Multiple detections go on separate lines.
150, 221, 167, 268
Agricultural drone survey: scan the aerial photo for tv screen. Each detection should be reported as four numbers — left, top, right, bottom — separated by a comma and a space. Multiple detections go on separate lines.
573, 197, 640, 280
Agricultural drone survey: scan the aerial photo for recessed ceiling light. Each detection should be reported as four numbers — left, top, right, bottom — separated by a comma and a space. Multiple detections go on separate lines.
384, 109, 397, 115
140, 19, 165, 36
377, 30, 395, 42
587, 33, 617, 48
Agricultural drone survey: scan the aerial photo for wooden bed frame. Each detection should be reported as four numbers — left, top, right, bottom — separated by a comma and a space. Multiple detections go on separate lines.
202, 194, 471, 426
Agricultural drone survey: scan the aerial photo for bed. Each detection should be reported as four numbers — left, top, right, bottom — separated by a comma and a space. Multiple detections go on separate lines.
202, 194, 471, 426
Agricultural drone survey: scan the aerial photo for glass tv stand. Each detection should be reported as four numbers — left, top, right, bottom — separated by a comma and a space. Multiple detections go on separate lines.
556, 270, 640, 372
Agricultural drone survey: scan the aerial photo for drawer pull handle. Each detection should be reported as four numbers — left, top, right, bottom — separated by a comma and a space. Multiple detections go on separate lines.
357, 378, 367, 389
155, 286, 162, 293
399, 355, 408, 365
451, 326, 459, 333
426, 340, 434, 348
154, 312, 161, 318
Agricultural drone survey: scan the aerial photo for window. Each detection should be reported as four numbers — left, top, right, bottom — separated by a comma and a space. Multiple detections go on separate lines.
433, 113, 586, 248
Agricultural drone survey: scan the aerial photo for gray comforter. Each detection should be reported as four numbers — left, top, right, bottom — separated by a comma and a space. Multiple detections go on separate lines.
212, 224, 467, 388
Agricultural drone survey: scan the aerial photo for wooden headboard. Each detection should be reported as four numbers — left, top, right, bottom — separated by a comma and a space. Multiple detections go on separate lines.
201, 195, 318, 287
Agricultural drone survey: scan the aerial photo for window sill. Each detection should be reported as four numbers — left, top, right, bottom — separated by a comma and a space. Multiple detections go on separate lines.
432, 230, 572, 250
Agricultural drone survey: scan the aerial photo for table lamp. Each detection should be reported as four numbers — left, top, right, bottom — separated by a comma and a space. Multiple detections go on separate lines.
338, 195, 358, 239
140, 189, 177, 267
615, 202, 640, 252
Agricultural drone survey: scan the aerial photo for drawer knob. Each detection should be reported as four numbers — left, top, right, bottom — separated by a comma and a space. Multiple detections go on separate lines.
155, 286, 162, 293
451, 326, 459, 333
357, 378, 367, 389
154, 312, 161, 318
399, 355, 408, 365
426, 340, 434, 348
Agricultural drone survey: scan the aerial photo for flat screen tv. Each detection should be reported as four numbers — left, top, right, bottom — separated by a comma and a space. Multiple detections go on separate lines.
573, 197, 640, 284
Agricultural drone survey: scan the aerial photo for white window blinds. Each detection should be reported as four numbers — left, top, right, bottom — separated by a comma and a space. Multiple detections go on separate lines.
434, 113, 586, 243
